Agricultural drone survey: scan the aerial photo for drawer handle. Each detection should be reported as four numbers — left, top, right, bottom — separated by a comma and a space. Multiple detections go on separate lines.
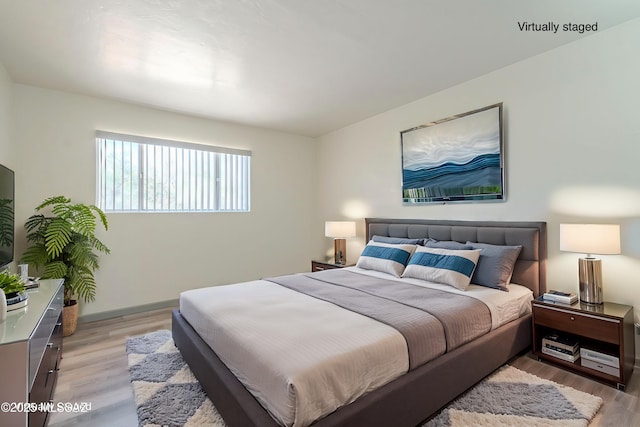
56, 322, 62, 327
316, 267, 325, 271
570, 316, 575, 321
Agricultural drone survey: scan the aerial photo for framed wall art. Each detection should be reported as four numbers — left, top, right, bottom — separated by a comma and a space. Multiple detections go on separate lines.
401, 103, 504, 204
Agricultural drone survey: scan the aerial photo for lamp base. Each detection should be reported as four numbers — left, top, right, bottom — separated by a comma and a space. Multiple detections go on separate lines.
578, 257, 603, 304
334, 238, 346, 265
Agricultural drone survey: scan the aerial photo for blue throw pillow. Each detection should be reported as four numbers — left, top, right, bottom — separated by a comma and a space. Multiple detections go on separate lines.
402, 246, 481, 290
356, 241, 416, 277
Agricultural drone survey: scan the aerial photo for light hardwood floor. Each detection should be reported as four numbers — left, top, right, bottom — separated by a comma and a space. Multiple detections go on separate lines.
49, 307, 174, 426
49, 307, 639, 426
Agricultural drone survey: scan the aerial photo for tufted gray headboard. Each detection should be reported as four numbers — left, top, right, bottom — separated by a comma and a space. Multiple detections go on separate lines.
365, 218, 547, 297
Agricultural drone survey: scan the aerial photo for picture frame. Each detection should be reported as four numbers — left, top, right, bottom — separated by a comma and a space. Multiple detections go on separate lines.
401, 103, 504, 204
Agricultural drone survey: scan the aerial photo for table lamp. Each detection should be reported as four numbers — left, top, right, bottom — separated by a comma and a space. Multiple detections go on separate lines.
559, 224, 621, 304
325, 221, 356, 265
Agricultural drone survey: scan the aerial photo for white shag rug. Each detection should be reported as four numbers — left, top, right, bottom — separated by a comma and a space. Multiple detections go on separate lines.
126, 330, 603, 427
424, 363, 603, 426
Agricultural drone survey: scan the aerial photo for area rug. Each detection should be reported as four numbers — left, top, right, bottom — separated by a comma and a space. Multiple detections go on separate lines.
126, 330, 603, 427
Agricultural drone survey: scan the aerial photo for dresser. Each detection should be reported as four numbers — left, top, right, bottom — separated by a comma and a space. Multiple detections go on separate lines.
0, 279, 64, 426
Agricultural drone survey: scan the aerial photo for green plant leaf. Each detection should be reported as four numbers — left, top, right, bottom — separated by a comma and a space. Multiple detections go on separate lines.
89, 235, 111, 254
36, 196, 70, 212
0, 272, 25, 294
68, 239, 99, 271
0, 199, 13, 247
22, 196, 110, 305
20, 243, 49, 269
25, 214, 47, 235
44, 218, 73, 258
42, 261, 68, 279
36, 196, 71, 211
69, 205, 97, 236
90, 204, 109, 231
67, 265, 96, 303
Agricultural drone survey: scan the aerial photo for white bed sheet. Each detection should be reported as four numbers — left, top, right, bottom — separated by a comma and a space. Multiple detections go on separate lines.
347, 267, 534, 329
180, 280, 408, 427
179, 270, 533, 427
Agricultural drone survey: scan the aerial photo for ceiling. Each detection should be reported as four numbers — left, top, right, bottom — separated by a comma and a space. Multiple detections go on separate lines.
1, 1, 640, 137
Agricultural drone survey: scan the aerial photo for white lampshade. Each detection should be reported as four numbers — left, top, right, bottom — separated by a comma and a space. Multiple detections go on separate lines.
325, 221, 356, 238
559, 224, 621, 256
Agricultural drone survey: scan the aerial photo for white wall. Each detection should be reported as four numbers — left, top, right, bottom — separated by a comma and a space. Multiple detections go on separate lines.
0, 64, 16, 274
317, 19, 640, 353
0, 64, 14, 168
12, 85, 319, 317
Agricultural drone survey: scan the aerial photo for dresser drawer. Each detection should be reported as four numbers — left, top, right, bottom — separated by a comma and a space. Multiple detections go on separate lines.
29, 285, 63, 389
533, 305, 620, 344
29, 348, 58, 427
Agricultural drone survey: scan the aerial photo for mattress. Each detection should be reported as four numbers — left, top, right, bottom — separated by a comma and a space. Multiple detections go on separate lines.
350, 267, 534, 329
179, 268, 533, 427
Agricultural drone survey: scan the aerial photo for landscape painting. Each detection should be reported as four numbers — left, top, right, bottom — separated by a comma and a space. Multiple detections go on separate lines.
401, 103, 504, 204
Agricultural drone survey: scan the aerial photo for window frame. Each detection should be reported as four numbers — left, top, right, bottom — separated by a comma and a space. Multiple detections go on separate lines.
95, 130, 251, 213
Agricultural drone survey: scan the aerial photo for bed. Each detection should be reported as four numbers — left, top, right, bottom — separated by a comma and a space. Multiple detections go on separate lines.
172, 218, 547, 427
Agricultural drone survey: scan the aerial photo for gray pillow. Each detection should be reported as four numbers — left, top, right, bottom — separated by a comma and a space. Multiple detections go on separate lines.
465, 242, 523, 291
424, 240, 471, 250
372, 235, 426, 245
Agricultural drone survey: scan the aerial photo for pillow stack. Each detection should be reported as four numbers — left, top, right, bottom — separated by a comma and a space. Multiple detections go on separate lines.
355, 236, 522, 292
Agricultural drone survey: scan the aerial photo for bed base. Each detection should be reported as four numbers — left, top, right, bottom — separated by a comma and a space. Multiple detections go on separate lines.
173, 218, 546, 426
172, 309, 532, 427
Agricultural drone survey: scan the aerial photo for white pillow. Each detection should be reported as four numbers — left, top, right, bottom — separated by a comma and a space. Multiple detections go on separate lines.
356, 241, 416, 277
402, 246, 481, 290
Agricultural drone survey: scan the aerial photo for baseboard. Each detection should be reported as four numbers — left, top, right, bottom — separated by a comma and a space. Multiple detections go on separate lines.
78, 299, 179, 323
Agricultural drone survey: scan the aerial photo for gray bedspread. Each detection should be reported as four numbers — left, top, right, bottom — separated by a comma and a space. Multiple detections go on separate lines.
266, 269, 492, 370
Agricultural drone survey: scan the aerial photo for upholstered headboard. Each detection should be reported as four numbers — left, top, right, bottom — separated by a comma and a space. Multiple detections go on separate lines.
365, 218, 547, 297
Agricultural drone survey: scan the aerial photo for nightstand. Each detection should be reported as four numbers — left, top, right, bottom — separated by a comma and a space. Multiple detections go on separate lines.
311, 260, 354, 272
532, 297, 635, 390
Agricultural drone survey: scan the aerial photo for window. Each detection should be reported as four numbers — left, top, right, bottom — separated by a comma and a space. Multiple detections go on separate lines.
96, 131, 251, 212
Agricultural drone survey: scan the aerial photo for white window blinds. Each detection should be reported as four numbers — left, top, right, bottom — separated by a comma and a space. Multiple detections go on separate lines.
96, 131, 251, 212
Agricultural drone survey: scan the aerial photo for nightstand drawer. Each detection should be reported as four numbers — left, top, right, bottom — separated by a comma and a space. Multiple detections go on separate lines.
533, 305, 620, 344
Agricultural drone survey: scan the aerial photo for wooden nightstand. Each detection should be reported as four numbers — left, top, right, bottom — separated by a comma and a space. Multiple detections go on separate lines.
311, 260, 354, 272
532, 297, 635, 390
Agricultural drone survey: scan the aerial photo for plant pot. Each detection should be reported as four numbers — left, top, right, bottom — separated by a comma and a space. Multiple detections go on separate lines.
63, 300, 78, 337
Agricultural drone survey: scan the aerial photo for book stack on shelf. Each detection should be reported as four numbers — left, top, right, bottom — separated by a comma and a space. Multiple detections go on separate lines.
542, 332, 580, 362
542, 290, 578, 304
24, 276, 40, 290
580, 348, 620, 377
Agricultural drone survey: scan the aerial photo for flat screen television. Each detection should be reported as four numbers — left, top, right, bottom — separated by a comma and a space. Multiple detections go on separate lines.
0, 163, 15, 269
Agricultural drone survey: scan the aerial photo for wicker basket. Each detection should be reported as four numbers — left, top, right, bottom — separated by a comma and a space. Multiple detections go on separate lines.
63, 300, 78, 337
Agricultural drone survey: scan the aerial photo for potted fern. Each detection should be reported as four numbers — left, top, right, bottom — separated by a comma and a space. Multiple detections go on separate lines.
21, 196, 110, 335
